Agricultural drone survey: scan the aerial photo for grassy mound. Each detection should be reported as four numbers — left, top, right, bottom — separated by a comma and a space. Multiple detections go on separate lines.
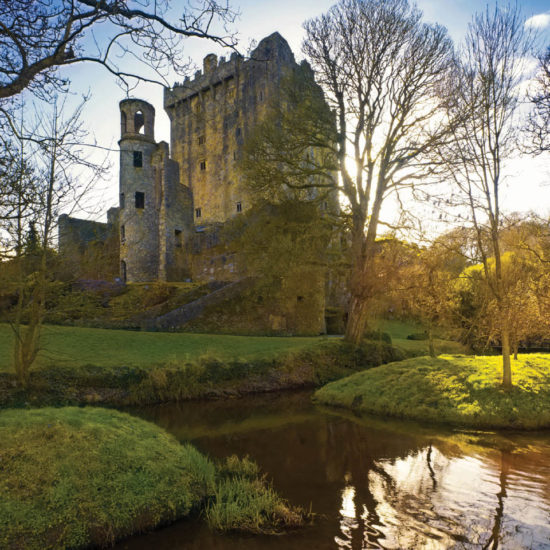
0, 407, 216, 549
0, 408, 305, 549
314, 354, 550, 429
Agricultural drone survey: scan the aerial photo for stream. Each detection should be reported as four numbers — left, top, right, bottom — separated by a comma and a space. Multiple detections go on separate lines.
116, 390, 550, 549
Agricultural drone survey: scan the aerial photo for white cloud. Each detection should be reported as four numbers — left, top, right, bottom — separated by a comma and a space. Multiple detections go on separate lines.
525, 12, 550, 29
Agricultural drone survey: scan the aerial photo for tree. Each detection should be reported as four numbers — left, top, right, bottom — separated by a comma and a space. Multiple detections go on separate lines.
526, 46, 550, 154
437, 4, 532, 387
2, 95, 106, 386
244, 0, 458, 345
301, 0, 457, 344
402, 242, 464, 357
0, 0, 236, 101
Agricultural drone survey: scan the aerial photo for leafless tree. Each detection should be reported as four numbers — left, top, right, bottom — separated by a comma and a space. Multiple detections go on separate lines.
0, 0, 237, 101
3, 95, 107, 386
526, 46, 550, 154
436, 4, 532, 388
302, 0, 457, 344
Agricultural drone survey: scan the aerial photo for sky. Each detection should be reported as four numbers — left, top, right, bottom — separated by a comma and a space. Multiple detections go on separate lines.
53, 0, 550, 223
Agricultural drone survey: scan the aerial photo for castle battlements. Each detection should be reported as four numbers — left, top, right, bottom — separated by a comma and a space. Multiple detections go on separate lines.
164, 52, 243, 109
164, 32, 294, 110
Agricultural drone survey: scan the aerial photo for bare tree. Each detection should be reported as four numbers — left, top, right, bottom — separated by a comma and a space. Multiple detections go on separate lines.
0, 0, 237, 101
3, 95, 107, 387
302, 0, 456, 344
526, 46, 550, 153
437, 4, 532, 388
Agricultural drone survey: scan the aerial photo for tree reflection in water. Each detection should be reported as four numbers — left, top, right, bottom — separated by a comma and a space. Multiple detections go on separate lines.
121, 390, 550, 550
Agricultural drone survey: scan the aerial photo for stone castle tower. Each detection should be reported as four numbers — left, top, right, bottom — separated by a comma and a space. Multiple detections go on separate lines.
117, 32, 303, 283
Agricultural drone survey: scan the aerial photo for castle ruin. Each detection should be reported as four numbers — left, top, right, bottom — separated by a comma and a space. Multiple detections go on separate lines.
58, 32, 339, 334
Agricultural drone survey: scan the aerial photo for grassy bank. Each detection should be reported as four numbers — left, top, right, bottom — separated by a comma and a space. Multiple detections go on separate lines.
0, 335, 403, 407
0, 321, 468, 407
0, 407, 303, 549
314, 354, 550, 429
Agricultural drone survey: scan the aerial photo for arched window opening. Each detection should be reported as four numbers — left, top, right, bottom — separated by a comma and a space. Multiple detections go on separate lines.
134, 110, 145, 134
120, 260, 127, 282
121, 111, 127, 134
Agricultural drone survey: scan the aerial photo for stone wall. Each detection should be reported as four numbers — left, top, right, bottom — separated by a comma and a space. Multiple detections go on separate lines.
165, 32, 296, 226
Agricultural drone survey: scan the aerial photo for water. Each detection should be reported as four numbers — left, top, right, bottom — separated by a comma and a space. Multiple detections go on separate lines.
117, 391, 550, 549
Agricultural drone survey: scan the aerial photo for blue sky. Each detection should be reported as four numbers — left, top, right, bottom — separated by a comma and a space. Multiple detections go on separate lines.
56, 0, 550, 222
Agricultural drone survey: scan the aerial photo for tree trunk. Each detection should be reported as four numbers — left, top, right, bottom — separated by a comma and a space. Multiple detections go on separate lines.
428, 327, 436, 358
501, 320, 512, 389
345, 295, 370, 345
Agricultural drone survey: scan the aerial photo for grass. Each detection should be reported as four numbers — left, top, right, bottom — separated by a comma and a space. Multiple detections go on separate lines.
0, 319, 467, 407
0, 323, 323, 372
0, 408, 305, 549
0, 323, 405, 407
0, 407, 216, 549
373, 319, 469, 356
206, 455, 304, 534
313, 354, 550, 429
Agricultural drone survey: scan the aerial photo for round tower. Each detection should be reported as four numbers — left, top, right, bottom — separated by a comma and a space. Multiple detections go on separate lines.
118, 99, 159, 282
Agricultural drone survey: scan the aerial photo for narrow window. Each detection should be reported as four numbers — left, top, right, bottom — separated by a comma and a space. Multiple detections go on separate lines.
134, 111, 144, 134
258, 90, 263, 102
198, 135, 206, 145
120, 193, 125, 208
236, 201, 242, 213
121, 260, 127, 283
233, 151, 237, 161
120, 224, 125, 242
235, 127, 241, 138
200, 160, 206, 171
195, 208, 202, 218
174, 229, 183, 248
135, 191, 145, 209
133, 151, 143, 167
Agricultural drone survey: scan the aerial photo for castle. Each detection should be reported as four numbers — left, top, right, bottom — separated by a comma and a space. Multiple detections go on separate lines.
118, 32, 309, 283
58, 33, 341, 334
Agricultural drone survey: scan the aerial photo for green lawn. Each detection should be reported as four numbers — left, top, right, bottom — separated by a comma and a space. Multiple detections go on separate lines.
314, 354, 550, 429
0, 324, 324, 372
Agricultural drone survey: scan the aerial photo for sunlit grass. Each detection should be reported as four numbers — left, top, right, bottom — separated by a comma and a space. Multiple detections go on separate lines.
314, 354, 550, 429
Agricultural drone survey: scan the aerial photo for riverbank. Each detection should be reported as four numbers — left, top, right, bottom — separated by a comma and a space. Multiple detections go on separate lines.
0, 324, 404, 407
0, 407, 304, 549
314, 354, 550, 429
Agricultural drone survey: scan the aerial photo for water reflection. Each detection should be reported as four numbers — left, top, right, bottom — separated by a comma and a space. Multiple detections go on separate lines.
119, 391, 550, 550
